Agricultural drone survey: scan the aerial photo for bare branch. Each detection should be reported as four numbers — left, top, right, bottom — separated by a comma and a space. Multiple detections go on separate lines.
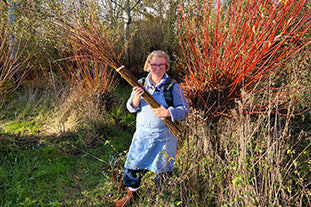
130, 0, 141, 11
109, 0, 124, 10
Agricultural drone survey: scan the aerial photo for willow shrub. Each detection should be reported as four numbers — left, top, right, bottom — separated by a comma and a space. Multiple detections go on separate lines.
42, 0, 123, 134
178, 0, 311, 118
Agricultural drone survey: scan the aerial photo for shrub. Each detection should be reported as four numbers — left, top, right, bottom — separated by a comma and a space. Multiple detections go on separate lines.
178, 0, 311, 119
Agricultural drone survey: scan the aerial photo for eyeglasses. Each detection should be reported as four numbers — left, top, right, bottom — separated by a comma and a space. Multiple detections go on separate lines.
150, 63, 166, 69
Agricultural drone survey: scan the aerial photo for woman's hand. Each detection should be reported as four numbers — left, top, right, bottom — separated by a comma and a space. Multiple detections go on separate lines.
132, 86, 144, 108
153, 105, 171, 118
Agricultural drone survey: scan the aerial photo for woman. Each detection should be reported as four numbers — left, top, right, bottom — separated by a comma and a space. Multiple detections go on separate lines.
116, 50, 189, 207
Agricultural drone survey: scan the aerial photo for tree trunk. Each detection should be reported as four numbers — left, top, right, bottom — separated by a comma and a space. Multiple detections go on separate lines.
8, 0, 21, 84
124, 0, 131, 68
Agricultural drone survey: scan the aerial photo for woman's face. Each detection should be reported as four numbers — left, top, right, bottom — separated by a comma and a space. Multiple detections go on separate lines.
148, 56, 167, 79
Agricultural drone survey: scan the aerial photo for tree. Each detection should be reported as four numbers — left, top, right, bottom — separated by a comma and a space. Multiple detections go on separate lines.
108, 0, 141, 68
128, 0, 181, 77
6, 0, 21, 83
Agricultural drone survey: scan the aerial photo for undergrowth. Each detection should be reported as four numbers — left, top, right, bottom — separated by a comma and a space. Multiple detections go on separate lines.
0, 75, 310, 207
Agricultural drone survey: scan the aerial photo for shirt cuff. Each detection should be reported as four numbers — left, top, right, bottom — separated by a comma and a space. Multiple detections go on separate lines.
126, 96, 140, 113
168, 107, 176, 122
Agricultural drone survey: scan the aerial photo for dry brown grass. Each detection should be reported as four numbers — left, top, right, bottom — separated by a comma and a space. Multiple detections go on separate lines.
167, 90, 311, 206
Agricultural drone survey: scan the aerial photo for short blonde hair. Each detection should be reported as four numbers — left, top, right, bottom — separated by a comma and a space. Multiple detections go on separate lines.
143, 50, 170, 72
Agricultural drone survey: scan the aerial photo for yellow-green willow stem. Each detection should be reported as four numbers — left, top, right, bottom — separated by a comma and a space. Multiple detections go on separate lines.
116, 66, 183, 136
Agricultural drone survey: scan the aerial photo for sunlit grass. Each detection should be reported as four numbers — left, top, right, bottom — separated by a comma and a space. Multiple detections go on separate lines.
0, 120, 42, 135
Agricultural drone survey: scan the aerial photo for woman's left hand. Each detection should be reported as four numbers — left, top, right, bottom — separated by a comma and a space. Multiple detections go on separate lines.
152, 105, 171, 118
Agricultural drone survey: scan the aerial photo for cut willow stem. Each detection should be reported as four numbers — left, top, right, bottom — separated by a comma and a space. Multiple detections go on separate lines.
116, 65, 183, 136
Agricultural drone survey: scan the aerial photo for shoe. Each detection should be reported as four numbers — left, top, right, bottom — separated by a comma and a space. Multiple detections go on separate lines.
115, 188, 139, 207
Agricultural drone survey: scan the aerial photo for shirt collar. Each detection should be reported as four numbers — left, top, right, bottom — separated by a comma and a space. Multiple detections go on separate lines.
146, 73, 169, 90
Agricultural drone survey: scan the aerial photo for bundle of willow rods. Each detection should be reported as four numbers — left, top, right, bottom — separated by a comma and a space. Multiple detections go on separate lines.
116, 66, 183, 136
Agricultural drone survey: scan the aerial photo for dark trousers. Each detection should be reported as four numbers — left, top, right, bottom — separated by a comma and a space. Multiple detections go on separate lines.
123, 168, 172, 191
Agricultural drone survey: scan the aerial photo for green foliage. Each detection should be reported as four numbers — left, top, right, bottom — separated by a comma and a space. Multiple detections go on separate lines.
1, 145, 74, 206
0, 89, 51, 135
129, 0, 182, 79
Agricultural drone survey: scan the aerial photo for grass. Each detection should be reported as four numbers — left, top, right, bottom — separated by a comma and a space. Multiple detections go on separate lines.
1, 144, 74, 206
0, 84, 135, 206
0, 140, 122, 206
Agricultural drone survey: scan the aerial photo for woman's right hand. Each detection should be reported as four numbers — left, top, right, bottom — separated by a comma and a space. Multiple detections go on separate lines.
132, 86, 144, 108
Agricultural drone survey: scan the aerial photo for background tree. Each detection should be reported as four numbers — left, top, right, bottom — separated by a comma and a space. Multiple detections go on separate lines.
128, 0, 181, 78
6, 0, 21, 83
108, 0, 141, 69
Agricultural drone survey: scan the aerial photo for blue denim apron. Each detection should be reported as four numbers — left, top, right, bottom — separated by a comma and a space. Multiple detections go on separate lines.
124, 86, 177, 174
